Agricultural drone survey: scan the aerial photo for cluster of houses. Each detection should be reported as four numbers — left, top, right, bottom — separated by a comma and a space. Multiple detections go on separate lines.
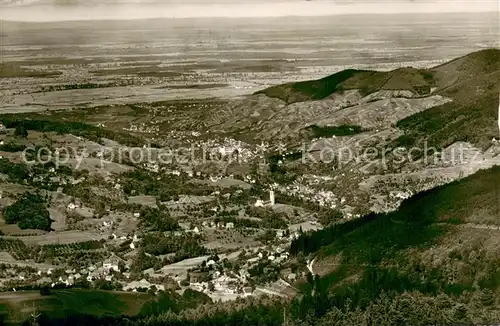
194, 221, 235, 233
276, 229, 301, 242
187, 259, 252, 297
34, 255, 125, 287
183, 245, 295, 298
245, 248, 290, 266
124, 123, 159, 134
2, 253, 164, 293
162, 137, 256, 164
276, 181, 340, 210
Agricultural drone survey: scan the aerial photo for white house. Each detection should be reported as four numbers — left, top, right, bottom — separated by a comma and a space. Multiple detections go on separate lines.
67, 203, 79, 210
103, 255, 121, 272
254, 199, 265, 207
280, 252, 289, 260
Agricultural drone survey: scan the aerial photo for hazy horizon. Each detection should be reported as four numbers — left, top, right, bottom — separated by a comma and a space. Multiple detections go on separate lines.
0, 0, 498, 22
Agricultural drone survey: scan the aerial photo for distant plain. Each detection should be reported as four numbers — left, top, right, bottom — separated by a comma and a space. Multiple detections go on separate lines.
0, 12, 498, 111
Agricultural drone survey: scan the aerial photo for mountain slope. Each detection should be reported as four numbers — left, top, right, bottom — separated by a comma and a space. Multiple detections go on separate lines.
396, 80, 499, 150
254, 68, 433, 105
396, 49, 500, 150
432, 48, 500, 93
256, 49, 499, 105
290, 165, 500, 323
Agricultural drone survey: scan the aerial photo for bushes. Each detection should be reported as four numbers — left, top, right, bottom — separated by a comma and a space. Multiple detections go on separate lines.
141, 233, 206, 261
3, 192, 53, 231
0, 158, 29, 183
139, 289, 212, 317
312, 291, 494, 326
0, 142, 26, 152
394, 134, 415, 148
122, 169, 212, 199
40, 286, 51, 296
139, 207, 179, 232
245, 207, 288, 229
14, 125, 28, 138
317, 209, 343, 227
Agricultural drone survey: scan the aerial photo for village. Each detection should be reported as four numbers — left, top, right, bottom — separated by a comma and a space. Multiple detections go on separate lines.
0, 133, 319, 301
0, 108, 450, 307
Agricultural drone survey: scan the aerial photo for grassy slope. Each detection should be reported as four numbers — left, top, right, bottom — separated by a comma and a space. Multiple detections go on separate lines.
291, 165, 500, 315
0, 289, 153, 324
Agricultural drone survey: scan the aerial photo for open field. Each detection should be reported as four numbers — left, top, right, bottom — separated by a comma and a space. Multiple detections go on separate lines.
2, 231, 106, 245
0, 289, 153, 324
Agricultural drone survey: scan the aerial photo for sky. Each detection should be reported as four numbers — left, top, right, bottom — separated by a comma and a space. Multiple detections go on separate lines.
0, 0, 498, 21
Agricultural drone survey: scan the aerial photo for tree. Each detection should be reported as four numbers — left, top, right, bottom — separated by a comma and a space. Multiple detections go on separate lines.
39, 286, 51, 296
14, 125, 28, 138
317, 209, 343, 227
3, 192, 52, 231
306, 272, 314, 285
140, 207, 179, 231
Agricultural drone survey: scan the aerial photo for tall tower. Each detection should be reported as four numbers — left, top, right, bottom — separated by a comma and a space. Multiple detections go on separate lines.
269, 190, 275, 206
